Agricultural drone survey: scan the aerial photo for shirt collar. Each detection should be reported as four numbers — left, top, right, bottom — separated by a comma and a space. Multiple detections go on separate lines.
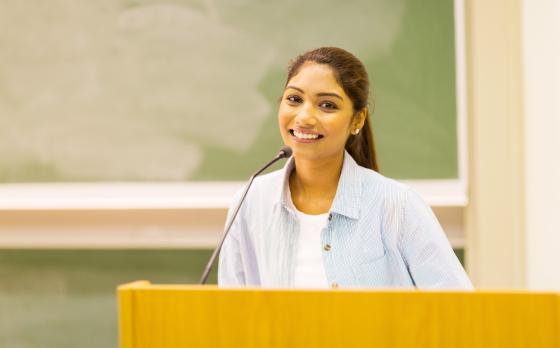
277, 150, 363, 220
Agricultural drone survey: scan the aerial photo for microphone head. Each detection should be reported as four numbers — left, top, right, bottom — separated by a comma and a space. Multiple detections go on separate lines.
278, 146, 293, 158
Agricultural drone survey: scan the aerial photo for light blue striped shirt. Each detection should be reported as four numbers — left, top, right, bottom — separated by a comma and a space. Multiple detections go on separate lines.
218, 151, 473, 289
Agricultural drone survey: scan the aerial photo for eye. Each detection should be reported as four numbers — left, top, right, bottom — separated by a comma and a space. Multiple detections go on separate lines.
319, 101, 338, 110
286, 95, 302, 104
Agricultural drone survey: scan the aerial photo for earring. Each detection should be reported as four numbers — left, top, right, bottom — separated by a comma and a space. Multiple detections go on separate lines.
353, 128, 360, 135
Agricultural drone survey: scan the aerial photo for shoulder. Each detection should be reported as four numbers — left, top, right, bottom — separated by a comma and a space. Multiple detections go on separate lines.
251, 168, 285, 196
228, 168, 285, 212
357, 167, 430, 216
359, 167, 409, 202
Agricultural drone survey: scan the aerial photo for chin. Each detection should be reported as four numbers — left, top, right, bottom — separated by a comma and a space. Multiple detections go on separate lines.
290, 146, 339, 162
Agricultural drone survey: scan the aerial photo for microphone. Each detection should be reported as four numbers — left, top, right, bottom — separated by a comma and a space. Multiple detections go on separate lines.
199, 146, 292, 284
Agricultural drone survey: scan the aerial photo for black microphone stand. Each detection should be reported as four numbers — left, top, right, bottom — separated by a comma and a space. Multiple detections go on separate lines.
199, 146, 292, 284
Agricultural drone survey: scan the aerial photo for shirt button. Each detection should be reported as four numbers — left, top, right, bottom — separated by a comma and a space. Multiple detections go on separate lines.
324, 244, 331, 251
331, 282, 339, 289
328, 214, 333, 221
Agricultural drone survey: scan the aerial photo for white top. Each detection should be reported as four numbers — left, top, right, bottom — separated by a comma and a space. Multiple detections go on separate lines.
293, 209, 330, 288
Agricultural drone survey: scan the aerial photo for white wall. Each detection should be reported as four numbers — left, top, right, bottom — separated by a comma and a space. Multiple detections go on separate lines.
523, 0, 560, 289
465, 0, 526, 288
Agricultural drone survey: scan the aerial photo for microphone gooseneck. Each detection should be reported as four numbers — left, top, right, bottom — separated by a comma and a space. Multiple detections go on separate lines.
199, 146, 292, 284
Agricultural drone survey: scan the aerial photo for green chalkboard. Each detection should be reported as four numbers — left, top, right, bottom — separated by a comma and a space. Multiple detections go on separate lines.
0, 0, 458, 182
0, 250, 217, 348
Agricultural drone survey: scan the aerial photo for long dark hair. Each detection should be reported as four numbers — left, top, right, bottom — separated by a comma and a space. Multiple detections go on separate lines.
284, 47, 379, 171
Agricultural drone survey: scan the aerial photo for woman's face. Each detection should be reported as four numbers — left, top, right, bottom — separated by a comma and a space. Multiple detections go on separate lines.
278, 62, 363, 162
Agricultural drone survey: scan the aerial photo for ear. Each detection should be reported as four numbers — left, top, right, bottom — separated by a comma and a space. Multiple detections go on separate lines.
352, 107, 367, 131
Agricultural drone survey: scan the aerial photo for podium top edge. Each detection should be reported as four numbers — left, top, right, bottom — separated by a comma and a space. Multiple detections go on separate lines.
115, 282, 560, 296
118, 280, 152, 290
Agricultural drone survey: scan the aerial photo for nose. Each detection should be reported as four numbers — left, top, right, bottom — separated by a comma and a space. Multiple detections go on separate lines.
295, 103, 317, 127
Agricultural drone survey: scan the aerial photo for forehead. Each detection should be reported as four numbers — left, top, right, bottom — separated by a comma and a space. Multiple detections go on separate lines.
287, 62, 346, 96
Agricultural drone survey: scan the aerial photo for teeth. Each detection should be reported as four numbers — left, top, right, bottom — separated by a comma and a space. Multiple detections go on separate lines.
293, 130, 320, 140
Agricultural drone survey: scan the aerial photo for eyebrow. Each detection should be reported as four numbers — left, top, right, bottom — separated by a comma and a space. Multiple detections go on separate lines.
285, 85, 343, 101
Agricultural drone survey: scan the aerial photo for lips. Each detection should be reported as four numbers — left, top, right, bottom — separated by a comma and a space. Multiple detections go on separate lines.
288, 129, 324, 144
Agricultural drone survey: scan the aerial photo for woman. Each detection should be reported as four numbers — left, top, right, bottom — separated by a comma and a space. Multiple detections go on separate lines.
219, 47, 472, 289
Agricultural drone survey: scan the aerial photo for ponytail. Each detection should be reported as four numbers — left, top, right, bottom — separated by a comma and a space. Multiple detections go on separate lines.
345, 111, 378, 171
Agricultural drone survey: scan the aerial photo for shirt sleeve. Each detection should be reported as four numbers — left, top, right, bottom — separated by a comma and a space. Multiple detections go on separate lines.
218, 188, 248, 286
397, 189, 473, 290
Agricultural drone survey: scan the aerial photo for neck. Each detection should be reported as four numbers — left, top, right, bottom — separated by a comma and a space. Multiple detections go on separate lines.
290, 151, 344, 201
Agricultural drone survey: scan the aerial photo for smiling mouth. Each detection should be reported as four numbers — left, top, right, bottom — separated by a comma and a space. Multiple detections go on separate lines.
289, 129, 324, 140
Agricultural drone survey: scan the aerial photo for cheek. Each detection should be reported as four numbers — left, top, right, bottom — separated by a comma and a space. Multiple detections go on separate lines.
323, 115, 352, 137
277, 105, 292, 127
277, 109, 291, 139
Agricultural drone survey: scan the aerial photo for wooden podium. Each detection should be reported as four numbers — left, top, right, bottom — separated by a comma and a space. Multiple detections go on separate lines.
118, 281, 560, 347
